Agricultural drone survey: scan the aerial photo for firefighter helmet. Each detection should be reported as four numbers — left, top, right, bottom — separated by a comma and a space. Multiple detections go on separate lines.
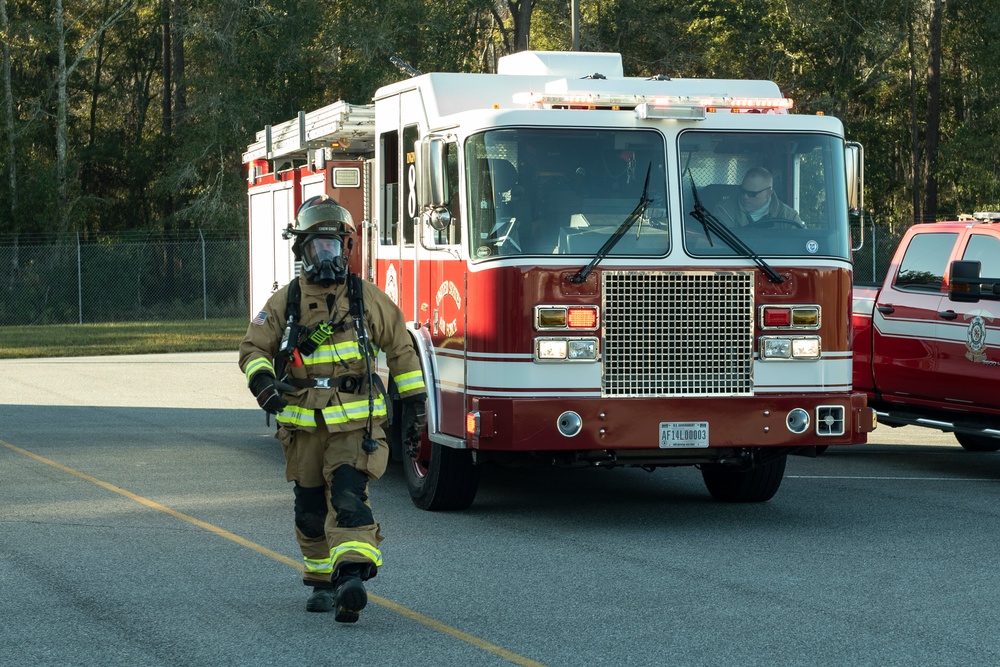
285, 196, 355, 285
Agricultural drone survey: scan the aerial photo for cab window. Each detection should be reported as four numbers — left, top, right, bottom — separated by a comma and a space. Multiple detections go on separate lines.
962, 233, 1000, 276
894, 233, 959, 292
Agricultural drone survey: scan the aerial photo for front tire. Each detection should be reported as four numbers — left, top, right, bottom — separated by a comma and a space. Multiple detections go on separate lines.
701, 454, 787, 503
956, 433, 1000, 452
404, 437, 480, 511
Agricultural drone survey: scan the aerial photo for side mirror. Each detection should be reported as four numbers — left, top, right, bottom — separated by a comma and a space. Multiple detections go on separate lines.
417, 135, 451, 231
417, 135, 447, 207
948, 260, 1000, 302
845, 142, 864, 252
949, 260, 982, 302
844, 142, 863, 214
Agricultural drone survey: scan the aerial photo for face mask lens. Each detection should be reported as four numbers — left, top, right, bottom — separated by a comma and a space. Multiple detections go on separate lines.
305, 237, 342, 266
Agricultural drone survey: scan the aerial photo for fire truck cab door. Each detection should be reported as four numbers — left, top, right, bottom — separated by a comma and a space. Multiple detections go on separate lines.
422, 140, 466, 438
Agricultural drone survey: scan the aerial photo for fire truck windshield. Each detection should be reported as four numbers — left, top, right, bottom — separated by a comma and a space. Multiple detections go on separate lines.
680, 130, 851, 260
467, 128, 668, 259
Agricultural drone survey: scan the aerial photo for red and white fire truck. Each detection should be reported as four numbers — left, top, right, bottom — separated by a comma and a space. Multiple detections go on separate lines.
244, 51, 876, 510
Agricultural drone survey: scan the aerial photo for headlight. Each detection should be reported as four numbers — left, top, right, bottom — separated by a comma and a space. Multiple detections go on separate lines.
791, 337, 820, 358
537, 339, 568, 359
567, 339, 597, 359
759, 335, 821, 360
534, 337, 599, 362
761, 337, 792, 358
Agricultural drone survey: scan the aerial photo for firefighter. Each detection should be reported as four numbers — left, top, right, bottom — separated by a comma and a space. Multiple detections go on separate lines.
710, 167, 802, 228
239, 195, 426, 623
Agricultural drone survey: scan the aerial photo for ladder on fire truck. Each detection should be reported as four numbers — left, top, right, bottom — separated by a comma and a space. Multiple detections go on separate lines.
242, 101, 376, 167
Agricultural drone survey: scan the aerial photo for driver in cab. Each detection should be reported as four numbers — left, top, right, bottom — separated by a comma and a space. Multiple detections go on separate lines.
711, 167, 801, 228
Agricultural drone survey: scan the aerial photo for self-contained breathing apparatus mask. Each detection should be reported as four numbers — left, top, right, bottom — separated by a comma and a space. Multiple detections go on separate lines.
301, 235, 349, 286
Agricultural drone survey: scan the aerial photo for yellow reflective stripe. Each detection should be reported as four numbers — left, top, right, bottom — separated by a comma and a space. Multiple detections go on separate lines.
276, 405, 317, 428
245, 357, 274, 382
304, 557, 333, 573
331, 541, 383, 568
303, 341, 363, 365
319, 395, 387, 425
276, 397, 386, 428
394, 370, 426, 393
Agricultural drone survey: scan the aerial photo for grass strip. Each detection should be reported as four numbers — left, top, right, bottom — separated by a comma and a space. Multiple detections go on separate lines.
0, 319, 248, 359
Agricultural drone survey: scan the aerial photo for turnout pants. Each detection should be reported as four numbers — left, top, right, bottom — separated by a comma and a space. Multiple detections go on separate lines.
276, 423, 388, 587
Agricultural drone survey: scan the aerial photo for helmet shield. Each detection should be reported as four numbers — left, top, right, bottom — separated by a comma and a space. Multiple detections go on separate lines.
292, 197, 355, 237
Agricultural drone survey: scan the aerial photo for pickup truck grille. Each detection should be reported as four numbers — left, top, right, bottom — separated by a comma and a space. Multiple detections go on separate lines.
602, 271, 755, 397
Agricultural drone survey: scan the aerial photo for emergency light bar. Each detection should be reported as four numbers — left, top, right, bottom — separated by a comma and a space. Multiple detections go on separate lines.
514, 91, 793, 115
635, 103, 706, 120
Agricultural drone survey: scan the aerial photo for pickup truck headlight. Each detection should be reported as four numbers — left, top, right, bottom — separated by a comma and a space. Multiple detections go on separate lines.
760, 335, 821, 360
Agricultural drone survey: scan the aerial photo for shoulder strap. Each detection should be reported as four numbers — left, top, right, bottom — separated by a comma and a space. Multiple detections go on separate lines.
348, 273, 364, 320
285, 278, 301, 323
274, 279, 302, 382
348, 273, 371, 359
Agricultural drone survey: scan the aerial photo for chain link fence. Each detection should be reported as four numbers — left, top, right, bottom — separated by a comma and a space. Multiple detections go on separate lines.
0, 232, 247, 326
851, 216, 909, 287
1, 219, 905, 328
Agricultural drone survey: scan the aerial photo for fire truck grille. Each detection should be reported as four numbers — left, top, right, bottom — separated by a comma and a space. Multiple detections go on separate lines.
602, 271, 755, 397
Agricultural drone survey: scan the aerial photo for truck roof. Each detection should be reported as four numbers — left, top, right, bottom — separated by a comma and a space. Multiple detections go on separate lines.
373, 51, 785, 119
244, 51, 795, 166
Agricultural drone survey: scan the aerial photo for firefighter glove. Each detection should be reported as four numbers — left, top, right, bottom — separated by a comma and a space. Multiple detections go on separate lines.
250, 372, 288, 415
400, 393, 427, 457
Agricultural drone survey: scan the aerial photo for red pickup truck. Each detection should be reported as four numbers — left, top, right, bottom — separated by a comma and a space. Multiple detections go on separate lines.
852, 214, 1000, 450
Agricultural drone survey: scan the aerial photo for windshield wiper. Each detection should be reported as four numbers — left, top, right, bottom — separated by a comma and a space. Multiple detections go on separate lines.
571, 163, 653, 283
687, 169, 785, 284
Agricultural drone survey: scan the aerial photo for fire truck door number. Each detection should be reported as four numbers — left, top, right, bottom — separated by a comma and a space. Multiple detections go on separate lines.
659, 422, 709, 449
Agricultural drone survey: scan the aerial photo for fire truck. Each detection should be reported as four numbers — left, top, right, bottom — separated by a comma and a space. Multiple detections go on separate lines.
243, 51, 876, 510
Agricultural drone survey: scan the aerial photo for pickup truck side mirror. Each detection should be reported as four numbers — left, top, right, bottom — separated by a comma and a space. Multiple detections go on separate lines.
948, 260, 1000, 302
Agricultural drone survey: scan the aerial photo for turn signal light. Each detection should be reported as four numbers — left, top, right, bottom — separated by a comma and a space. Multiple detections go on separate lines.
759, 305, 821, 329
535, 305, 599, 331
763, 307, 792, 327
567, 307, 598, 329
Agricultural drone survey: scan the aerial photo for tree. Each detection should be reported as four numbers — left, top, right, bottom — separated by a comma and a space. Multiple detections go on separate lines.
923, 0, 943, 222
1, 0, 16, 231
53, 0, 134, 232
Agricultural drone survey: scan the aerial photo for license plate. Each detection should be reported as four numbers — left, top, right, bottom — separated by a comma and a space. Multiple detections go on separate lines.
659, 421, 709, 449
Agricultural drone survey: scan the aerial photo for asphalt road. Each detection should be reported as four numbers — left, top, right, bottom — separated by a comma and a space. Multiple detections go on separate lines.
2, 351, 999, 667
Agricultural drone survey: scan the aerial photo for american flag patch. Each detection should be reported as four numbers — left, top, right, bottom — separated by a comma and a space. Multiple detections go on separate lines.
251, 311, 267, 325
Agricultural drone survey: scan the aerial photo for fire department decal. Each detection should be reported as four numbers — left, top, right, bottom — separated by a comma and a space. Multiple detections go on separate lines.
965, 310, 994, 363
385, 264, 399, 305
435, 280, 461, 337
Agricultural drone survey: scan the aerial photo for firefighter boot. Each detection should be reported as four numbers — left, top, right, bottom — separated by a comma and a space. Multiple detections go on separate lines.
306, 586, 335, 613
333, 564, 368, 623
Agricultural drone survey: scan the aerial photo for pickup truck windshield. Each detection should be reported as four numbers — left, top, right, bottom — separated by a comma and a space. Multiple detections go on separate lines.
467, 128, 668, 259
680, 131, 850, 260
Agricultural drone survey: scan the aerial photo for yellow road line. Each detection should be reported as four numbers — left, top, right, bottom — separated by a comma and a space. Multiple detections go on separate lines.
1, 439, 546, 667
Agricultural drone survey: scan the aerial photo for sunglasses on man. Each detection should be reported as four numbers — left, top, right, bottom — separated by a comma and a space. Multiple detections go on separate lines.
741, 186, 772, 198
